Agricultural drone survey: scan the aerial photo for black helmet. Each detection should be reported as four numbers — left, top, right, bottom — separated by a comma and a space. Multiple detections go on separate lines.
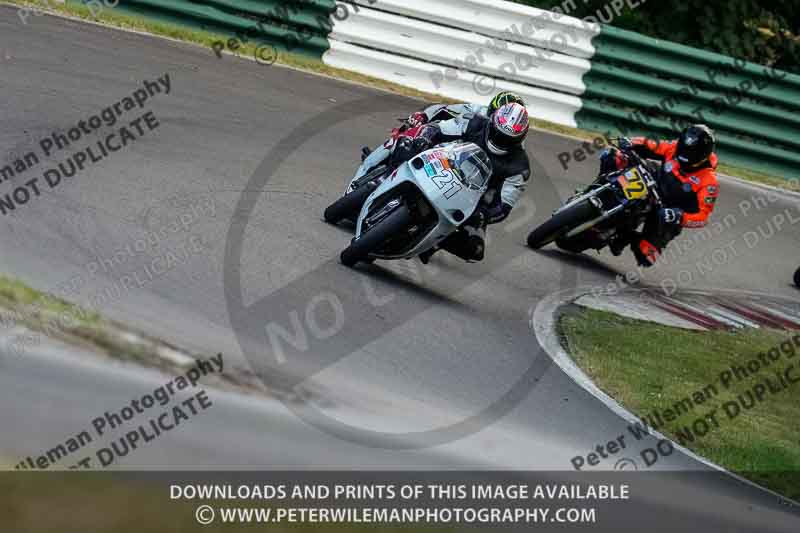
676, 124, 715, 169
486, 103, 529, 155
488, 91, 526, 115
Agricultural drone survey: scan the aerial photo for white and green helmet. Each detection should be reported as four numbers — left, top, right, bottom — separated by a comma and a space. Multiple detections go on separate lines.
487, 102, 530, 155
488, 91, 526, 115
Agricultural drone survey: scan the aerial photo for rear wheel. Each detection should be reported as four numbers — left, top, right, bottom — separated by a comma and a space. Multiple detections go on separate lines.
323, 184, 375, 224
794, 266, 800, 288
341, 204, 412, 267
527, 200, 597, 249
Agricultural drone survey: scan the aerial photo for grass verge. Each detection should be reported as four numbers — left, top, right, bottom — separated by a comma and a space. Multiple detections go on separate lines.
0, 273, 197, 371
559, 305, 800, 501
0, 273, 298, 397
5, 0, 798, 192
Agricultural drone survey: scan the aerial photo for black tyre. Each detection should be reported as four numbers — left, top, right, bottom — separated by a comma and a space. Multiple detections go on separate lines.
340, 204, 412, 267
323, 184, 375, 224
794, 266, 800, 288
527, 200, 597, 250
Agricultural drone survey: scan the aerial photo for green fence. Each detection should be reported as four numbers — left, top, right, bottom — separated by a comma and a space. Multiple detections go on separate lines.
71, 0, 335, 58
578, 25, 800, 180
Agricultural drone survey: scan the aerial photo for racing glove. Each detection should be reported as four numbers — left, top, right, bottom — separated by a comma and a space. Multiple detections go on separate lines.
659, 208, 684, 226
618, 137, 633, 151
411, 136, 431, 154
407, 112, 428, 128
599, 149, 629, 174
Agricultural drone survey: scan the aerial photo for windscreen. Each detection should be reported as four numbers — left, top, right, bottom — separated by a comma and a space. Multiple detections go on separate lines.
447, 142, 492, 190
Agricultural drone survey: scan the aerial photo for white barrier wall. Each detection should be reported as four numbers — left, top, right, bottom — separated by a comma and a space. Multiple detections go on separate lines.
324, 40, 583, 127
330, 5, 591, 95
325, 0, 598, 126
350, 0, 599, 58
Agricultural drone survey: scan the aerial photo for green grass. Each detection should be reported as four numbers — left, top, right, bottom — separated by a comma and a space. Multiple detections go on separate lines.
0, 274, 192, 369
0, 274, 100, 326
559, 306, 800, 501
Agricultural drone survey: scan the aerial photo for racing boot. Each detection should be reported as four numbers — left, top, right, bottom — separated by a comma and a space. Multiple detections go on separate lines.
632, 238, 660, 268
419, 247, 438, 265
608, 235, 629, 257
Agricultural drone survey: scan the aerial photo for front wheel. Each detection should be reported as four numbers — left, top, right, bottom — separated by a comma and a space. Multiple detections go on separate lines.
794, 266, 800, 288
527, 200, 597, 249
341, 204, 412, 267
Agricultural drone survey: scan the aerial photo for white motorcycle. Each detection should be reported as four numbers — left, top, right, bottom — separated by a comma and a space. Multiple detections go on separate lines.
323, 122, 426, 226
323, 161, 391, 225
338, 142, 492, 267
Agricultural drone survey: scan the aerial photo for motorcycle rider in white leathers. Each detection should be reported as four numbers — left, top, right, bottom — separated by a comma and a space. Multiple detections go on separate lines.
354, 91, 526, 182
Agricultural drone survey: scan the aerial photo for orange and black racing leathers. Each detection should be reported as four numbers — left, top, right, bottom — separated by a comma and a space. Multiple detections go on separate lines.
601, 137, 720, 266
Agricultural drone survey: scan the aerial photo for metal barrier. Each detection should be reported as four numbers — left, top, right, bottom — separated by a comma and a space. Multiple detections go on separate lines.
578, 25, 800, 178
79, 0, 799, 179
336, 0, 798, 179
87, 0, 335, 57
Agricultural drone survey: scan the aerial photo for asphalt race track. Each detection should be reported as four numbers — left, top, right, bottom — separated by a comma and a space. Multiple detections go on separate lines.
1, 7, 799, 528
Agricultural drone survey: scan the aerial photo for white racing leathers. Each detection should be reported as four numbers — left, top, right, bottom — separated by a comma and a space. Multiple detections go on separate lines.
353, 103, 489, 181
430, 114, 531, 224
418, 113, 531, 261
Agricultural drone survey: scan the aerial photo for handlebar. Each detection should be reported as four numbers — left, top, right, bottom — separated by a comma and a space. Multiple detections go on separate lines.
607, 138, 663, 207
607, 138, 644, 165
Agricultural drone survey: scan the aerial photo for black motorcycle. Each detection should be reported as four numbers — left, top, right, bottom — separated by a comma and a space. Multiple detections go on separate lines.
527, 141, 663, 254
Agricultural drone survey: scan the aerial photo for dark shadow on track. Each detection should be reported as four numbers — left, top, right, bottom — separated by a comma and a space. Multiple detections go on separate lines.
532, 247, 630, 280
345, 260, 472, 309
